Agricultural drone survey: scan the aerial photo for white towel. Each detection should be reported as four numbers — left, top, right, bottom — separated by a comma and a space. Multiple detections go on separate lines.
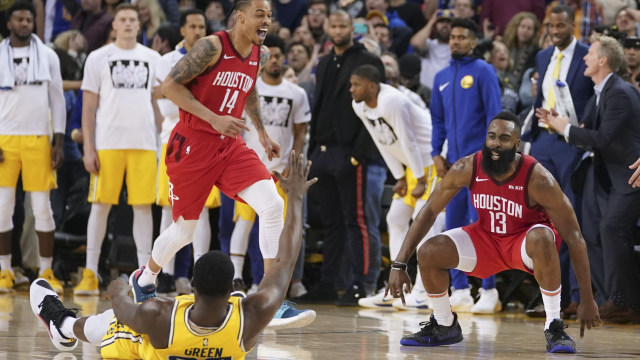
0, 34, 51, 89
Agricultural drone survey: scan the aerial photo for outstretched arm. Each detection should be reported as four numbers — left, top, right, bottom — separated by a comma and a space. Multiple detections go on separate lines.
241, 152, 317, 349
528, 164, 600, 337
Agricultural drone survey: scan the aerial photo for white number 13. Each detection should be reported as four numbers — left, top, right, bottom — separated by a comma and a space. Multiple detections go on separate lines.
489, 211, 506, 234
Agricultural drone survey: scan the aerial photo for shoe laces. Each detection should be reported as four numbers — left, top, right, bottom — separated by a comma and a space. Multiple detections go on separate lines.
38, 295, 78, 328
547, 320, 571, 343
417, 316, 440, 334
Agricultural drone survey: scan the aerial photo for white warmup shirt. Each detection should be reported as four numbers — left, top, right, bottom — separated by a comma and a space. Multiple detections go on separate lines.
352, 83, 433, 180
155, 48, 184, 144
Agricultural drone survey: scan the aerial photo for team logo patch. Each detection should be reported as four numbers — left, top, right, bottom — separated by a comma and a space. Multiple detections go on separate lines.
460, 75, 474, 89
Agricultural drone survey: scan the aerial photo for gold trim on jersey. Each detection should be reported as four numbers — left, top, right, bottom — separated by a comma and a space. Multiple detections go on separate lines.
167, 298, 179, 347
237, 297, 246, 352
100, 317, 144, 348
184, 303, 234, 337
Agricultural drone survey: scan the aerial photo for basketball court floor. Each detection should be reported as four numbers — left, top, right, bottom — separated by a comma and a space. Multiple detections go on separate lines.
2, 291, 640, 359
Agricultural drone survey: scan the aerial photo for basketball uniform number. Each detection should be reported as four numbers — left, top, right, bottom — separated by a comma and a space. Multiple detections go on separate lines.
489, 211, 506, 234
219, 89, 239, 114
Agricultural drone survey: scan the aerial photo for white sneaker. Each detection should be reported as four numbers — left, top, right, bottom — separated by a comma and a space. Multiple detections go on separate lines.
289, 282, 308, 298
30, 278, 78, 351
450, 287, 474, 313
392, 289, 431, 311
470, 288, 502, 314
247, 283, 259, 295
358, 289, 395, 309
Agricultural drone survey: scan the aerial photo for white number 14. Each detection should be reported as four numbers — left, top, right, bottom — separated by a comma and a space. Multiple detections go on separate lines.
219, 89, 239, 114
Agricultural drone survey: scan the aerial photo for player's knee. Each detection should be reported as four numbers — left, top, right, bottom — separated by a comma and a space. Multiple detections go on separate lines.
0, 200, 13, 232
176, 218, 198, 246
255, 195, 284, 221
31, 192, 55, 232
526, 227, 555, 253
418, 235, 456, 267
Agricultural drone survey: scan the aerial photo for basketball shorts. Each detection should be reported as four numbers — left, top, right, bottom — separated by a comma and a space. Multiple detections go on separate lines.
392, 165, 439, 208
442, 222, 561, 279
100, 315, 145, 359
88, 149, 157, 205
0, 135, 56, 191
157, 143, 221, 208
234, 180, 287, 222
166, 122, 272, 221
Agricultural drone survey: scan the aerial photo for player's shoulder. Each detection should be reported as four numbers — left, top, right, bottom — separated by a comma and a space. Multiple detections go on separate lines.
527, 160, 556, 190
87, 43, 113, 60
135, 44, 162, 59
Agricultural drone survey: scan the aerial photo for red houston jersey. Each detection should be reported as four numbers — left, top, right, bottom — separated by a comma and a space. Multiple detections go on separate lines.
469, 152, 556, 237
180, 30, 260, 136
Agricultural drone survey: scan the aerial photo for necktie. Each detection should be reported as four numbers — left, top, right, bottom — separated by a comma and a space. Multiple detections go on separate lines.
546, 52, 564, 110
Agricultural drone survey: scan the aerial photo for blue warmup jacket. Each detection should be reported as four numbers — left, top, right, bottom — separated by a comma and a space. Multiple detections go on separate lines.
430, 56, 502, 162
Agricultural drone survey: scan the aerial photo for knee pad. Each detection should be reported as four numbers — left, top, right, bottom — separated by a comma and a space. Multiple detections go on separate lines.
151, 218, 197, 267
30, 191, 55, 232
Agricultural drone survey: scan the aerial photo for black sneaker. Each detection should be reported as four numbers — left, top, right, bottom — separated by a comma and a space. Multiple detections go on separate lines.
233, 278, 246, 292
336, 282, 367, 306
544, 319, 576, 353
156, 273, 175, 295
30, 278, 79, 351
401, 313, 463, 346
295, 282, 338, 304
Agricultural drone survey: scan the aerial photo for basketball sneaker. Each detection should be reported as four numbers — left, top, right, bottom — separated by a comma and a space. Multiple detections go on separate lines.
449, 288, 474, 313
358, 288, 395, 309
544, 319, 576, 353
40, 269, 64, 294
289, 282, 308, 298
30, 278, 78, 351
156, 273, 176, 296
470, 288, 502, 314
73, 269, 99, 296
267, 301, 316, 330
393, 289, 430, 311
0, 269, 15, 293
129, 267, 156, 303
400, 313, 463, 346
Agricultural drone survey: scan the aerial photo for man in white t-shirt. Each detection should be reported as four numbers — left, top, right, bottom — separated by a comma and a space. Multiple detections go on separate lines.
410, 10, 452, 90
350, 64, 446, 310
229, 34, 310, 300
0, 1, 66, 293
74, 3, 161, 295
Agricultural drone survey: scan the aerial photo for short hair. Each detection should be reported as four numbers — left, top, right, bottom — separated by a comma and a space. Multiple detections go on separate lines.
308, 0, 328, 11
180, 8, 206, 27
7, 0, 36, 20
352, 64, 383, 84
329, 9, 352, 25
234, 0, 252, 11
597, 35, 625, 73
491, 110, 521, 133
373, 23, 389, 31
114, 3, 139, 18
192, 251, 234, 297
263, 34, 285, 54
287, 41, 311, 58
450, 17, 478, 38
155, 24, 182, 49
551, 4, 575, 22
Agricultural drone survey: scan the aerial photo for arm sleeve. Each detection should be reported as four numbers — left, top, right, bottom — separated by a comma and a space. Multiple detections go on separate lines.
293, 86, 311, 124
430, 76, 446, 158
81, 53, 101, 94
392, 100, 425, 178
47, 50, 66, 134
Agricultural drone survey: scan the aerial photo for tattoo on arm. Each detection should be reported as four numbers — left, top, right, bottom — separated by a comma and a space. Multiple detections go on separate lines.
245, 87, 264, 131
259, 45, 271, 70
169, 38, 218, 83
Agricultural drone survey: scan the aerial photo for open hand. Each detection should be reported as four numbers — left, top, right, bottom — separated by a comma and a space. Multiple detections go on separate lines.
103, 277, 130, 301
259, 131, 281, 161
629, 157, 640, 187
273, 151, 317, 197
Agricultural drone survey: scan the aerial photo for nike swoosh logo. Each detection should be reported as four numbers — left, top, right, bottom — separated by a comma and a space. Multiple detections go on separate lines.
476, 177, 489, 182
223, 54, 235, 59
439, 82, 450, 92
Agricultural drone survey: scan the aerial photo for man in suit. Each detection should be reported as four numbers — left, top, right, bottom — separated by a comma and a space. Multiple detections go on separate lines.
544, 36, 640, 324
531, 4, 594, 312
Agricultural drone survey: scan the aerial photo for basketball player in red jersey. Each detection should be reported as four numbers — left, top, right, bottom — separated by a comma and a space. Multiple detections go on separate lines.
130, 0, 316, 328
386, 111, 600, 353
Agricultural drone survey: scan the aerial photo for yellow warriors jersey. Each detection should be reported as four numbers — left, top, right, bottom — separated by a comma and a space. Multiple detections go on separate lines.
101, 295, 250, 360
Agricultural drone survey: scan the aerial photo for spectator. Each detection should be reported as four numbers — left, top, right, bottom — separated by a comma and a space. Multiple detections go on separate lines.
614, 7, 639, 38
380, 52, 426, 107
292, 25, 316, 50
136, 0, 167, 47
286, 41, 316, 105
304, 0, 329, 45
70, 0, 113, 54
479, 0, 545, 36
151, 24, 181, 55
398, 53, 430, 106
502, 12, 540, 89
387, 0, 425, 34
104, 0, 124, 16
44, 0, 81, 43
451, 0, 475, 19
488, 40, 519, 112
273, 0, 308, 31
329, 0, 366, 20
410, 9, 452, 90
197, 0, 229, 33
623, 36, 640, 91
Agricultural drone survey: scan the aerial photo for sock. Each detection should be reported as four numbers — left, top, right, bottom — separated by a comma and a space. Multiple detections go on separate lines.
39, 257, 53, 275
138, 264, 159, 287
59, 316, 77, 339
84, 309, 115, 346
230, 255, 245, 280
541, 286, 562, 330
428, 289, 454, 326
0, 255, 12, 274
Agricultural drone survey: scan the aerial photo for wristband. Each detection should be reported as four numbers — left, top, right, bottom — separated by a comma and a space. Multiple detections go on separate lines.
390, 261, 407, 271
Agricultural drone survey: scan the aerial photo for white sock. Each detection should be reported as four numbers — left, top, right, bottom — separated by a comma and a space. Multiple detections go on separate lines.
86, 203, 111, 274
0, 255, 12, 274
428, 289, 454, 326
138, 265, 158, 287
60, 316, 77, 339
541, 286, 562, 330
132, 205, 152, 268
84, 309, 115, 346
39, 257, 53, 275
230, 255, 245, 280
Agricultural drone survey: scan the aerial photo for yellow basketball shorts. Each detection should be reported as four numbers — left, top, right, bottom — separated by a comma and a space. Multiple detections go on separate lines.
100, 316, 145, 359
156, 143, 221, 208
234, 180, 287, 222
88, 149, 157, 205
0, 135, 57, 192
393, 165, 440, 209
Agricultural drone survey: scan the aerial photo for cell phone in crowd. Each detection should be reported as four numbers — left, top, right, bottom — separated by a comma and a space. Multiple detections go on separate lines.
353, 22, 368, 35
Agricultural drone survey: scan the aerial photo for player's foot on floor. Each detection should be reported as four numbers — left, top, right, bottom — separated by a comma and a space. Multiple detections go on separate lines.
266, 301, 316, 330
401, 312, 463, 346
470, 288, 501, 314
393, 289, 430, 311
450, 288, 474, 313
358, 288, 395, 309
129, 267, 156, 303
336, 282, 368, 306
40, 269, 64, 294
288, 282, 307, 298
73, 269, 99, 296
30, 278, 78, 351
0, 270, 15, 294
544, 319, 576, 353
156, 273, 176, 296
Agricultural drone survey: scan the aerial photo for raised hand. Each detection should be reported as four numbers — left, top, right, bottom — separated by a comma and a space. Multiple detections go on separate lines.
273, 151, 317, 197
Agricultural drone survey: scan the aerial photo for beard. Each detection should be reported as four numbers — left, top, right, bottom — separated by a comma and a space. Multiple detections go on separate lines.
265, 68, 281, 78
481, 143, 517, 177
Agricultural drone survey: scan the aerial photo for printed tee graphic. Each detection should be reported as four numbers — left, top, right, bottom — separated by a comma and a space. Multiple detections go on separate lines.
109, 60, 150, 89
260, 95, 293, 127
